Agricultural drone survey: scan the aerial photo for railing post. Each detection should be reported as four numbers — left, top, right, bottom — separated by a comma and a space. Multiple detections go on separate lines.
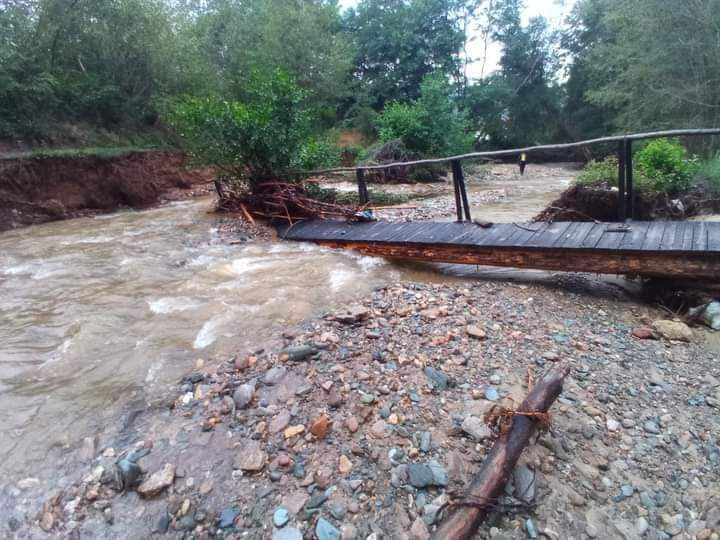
357, 168, 369, 205
451, 160, 472, 222
617, 140, 627, 222
624, 140, 634, 220
450, 160, 464, 222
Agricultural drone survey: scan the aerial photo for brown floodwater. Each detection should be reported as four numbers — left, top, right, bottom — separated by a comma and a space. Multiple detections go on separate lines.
0, 164, 577, 490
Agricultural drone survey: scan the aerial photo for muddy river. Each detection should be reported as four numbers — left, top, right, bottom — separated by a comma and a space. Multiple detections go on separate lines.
0, 164, 574, 489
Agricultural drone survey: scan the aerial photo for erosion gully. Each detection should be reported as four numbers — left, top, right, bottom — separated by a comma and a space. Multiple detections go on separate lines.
1, 164, 592, 521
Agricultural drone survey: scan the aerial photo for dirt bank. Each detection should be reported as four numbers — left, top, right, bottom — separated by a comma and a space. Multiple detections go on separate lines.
0, 151, 214, 231
536, 184, 720, 222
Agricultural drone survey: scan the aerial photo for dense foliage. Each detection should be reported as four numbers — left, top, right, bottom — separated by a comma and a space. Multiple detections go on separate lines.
377, 73, 474, 157
169, 71, 309, 185
2, 0, 719, 184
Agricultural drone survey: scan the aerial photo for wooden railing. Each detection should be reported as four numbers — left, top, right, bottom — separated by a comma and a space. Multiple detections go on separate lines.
298, 128, 720, 222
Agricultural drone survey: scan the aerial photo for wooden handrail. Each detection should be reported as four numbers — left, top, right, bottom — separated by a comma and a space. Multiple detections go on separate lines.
295, 128, 720, 176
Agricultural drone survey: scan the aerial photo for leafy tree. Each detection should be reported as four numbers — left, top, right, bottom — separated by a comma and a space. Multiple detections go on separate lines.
564, 0, 720, 142
169, 70, 310, 187
465, 0, 564, 148
345, 0, 466, 109
377, 72, 474, 156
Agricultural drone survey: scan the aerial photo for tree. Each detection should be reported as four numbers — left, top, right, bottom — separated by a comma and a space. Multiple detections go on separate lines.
345, 0, 467, 109
465, 0, 564, 148
563, 0, 720, 140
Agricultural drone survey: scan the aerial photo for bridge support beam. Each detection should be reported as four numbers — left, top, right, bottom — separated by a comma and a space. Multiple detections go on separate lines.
451, 160, 472, 222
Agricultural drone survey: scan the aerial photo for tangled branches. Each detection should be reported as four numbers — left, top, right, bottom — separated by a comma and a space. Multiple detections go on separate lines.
216, 180, 359, 223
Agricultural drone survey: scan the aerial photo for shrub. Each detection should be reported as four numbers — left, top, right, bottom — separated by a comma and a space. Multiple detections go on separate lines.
635, 138, 696, 193
377, 72, 474, 157
293, 138, 341, 170
693, 152, 720, 192
168, 70, 309, 187
576, 157, 619, 186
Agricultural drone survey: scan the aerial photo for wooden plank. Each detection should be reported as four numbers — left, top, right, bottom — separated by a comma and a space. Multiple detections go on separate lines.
659, 221, 679, 250
596, 225, 630, 250
642, 221, 668, 251
678, 221, 695, 251
506, 223, 548, 247
620, 222, 652, 251
692, 222, 707, 251
707, 222, 720, 251
524, 222, 572, 248
579, 223, 607, 249
470, 224, 516, 247
556, 222, 594, 249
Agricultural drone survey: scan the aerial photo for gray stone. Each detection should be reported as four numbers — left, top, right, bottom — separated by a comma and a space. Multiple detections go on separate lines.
407, 463, 434, 488
484, 387, 499, 401
424, 367, 451, 390
273, 507, 289, 528
635, 517, 649, 536
281, 345, 319, 362
316, 517, 341, 540
306, 492, 328, 509
264, 366, 287, 385
461, 416, 492, 441
273, 527, 303, 540
422, 504, 441, 525
513, 464, 536, 502
428, 461, 449, 486
269, 410, 292, 433
328, 502, 346, 520
218, 507, 240, 529
233, 384, 255, 409
643, 421, 661, 434
525, 518, 538, 539
621, 484, 634, 498
234, 441, 267, 472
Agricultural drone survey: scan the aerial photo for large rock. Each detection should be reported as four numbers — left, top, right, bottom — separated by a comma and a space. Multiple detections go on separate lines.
652, 320, 692, 342
334, 305, 370, 324
137, 463, 175, 497
407, 461, 448, 488
233, 384, 255, 409
461, 416, 492, 441
234, 441, 267, 472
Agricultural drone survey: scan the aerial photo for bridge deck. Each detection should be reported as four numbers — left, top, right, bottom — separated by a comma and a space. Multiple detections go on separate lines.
280, 220, 720, 280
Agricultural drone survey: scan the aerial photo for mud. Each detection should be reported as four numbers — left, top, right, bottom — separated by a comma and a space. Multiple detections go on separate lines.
0, 151, 213, 231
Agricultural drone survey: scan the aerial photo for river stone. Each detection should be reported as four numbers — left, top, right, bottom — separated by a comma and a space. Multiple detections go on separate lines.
233, 384, 255, 409
461, 416, 492, 441
281, 345, 319, 362
137, 463, 175, 497
316, 517, 341, 540
513, 464, 536, 502
424, 367, 451, 390
273, 507, 289, 528
484, 387, 499, 401
408, 461, 448, 488
235, 441, 267, 471
273, 527, 303, 540
652, 320, 692, 341
218, 506, 240, 529
269, 410, 291, 433
410, 517, 430, 540
466, 325, 486, 339
264, 366, 287, 385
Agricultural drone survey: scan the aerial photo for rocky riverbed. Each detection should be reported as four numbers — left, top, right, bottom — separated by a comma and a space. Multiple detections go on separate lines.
15, 279, 720, 539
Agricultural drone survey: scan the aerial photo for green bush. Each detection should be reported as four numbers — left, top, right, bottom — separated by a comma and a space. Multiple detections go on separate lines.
377, 72, 474, 157
168, 70, 309, 186
576, 157, 619, 186
293, 138, 341, 170
693, 152, 720, 192
635, 138, 696, 193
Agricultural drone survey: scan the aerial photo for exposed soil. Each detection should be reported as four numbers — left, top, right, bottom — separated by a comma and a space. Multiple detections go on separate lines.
536, 184, 720, 223
0, 151, 214, 231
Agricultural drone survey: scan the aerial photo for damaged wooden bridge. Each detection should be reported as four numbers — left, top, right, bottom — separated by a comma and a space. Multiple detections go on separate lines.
281, 219, 720, 280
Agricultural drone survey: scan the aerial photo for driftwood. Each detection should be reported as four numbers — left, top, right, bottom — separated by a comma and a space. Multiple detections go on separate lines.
431, 365, 571, 540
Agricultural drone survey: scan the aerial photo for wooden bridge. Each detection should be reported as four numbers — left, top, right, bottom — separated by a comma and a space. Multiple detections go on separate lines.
283, 129, 720, 281
281, 220, 720, 280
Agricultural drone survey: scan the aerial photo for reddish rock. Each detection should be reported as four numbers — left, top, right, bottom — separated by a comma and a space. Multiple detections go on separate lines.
234, 355, 250, 370
345, 416, 359, 433
632, 327, 654, 339
310, 415, 330, 439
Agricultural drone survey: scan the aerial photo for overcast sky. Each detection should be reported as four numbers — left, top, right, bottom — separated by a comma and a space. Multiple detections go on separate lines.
338, 0, 576, 79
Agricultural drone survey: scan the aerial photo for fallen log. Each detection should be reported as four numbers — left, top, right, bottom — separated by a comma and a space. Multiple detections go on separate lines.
431, 364, 571, 540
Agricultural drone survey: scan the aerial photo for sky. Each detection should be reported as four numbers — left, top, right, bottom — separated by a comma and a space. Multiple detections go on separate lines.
337, 0, 576, 79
